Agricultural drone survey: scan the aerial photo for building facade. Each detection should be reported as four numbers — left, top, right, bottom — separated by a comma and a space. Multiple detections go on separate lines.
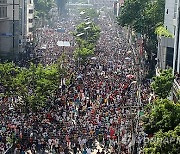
156, 0, 180, 98
0, 0, 34, 60
156, 0, 179, 70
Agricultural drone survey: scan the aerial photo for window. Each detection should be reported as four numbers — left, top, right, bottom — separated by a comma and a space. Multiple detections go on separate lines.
29, 28, 33, 32
174, 26, 176, 36
0, 0, 7, 4
174, 0, 178, 18
0, 6, 7, 18
166, 47, 174, 68
29, 9, 33, 14
166, 9, 168, 14
29, 18, 33, 23
29, 0, 32, 4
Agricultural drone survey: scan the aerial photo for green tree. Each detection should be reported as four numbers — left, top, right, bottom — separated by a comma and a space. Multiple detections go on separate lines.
117, 0, 165, 71
144, 125, 180, 154
151, 69, 174, 99
143, 99, 180, 135
14, 63, 59, 111
75, 22, 101, 45
56, 0, 68, 15
0, 62, 20, 97
34, 0, 55, 19
74, 47, 94, 63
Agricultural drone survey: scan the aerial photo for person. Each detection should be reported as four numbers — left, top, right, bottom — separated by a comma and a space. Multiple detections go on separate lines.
82, 148, 87, 154
86, 147, 91, 154
101, 149, 105, 154
97, 149, 101, 154
72, 143, 77, 154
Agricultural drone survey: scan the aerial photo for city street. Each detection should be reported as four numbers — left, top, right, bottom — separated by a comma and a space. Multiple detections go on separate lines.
0, 1, 150, 154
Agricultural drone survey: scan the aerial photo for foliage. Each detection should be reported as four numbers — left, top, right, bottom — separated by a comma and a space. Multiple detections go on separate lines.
117, 0, 147, 27
117, 0, 165, 70
34, 0, 55, 18
56, 0, 68, 15
0, 62, 65, 111
14, 63, 59, 111
76, 37, 95, 50
144, 125, 180, 154
155, 26, 174, 38
0, 62, 20, 97
143, 99, 180, 135
75, 22, 101, 44
151, 69, 174, 99
74, 47, 94, 62
118, 0, 165, 38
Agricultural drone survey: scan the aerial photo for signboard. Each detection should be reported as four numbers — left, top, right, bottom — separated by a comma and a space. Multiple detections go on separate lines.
0, 33, 13, 37
57, 41, 70, 47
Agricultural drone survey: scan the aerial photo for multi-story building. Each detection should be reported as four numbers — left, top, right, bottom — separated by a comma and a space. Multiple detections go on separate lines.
156, 0, 180, 98
0, 0, 34, 60
156, 0, 178, 70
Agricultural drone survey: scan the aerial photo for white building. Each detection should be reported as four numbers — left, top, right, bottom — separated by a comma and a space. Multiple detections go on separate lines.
0, 0, 34, 60
156, 0, 180, 98
156, 0, 179, 70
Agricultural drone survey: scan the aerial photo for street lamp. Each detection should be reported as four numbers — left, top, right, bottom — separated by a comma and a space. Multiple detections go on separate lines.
85, 21, 91, 25
76, 33, 84, 37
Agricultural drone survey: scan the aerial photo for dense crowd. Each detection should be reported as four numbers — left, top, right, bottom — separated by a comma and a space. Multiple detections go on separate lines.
0, 8, 150, 154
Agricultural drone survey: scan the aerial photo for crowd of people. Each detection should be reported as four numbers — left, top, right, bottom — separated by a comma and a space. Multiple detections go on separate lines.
0, 6, 151, 154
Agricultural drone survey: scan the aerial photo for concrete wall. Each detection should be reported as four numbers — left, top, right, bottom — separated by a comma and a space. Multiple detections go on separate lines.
164, 0, 176, 35
0, 20, 19, 53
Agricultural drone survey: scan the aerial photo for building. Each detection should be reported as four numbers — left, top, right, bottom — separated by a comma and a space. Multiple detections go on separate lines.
156, 0, 178, 70
0, 0, 34, 60
156, 0, 180, 98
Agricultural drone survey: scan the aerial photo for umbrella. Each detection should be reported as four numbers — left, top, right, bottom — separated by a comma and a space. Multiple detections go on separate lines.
127, 51, 132, 54
125, 57, 131, 60
91, 57, 97, 60
77, 75, 82, 79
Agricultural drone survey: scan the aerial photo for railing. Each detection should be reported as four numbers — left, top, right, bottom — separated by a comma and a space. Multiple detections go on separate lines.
173, 78, 180, 92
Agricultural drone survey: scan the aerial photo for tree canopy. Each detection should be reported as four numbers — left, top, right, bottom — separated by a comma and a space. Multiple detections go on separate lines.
143, 99, 180, 135
56, 0, 68, 15
151, 69, 174, 99
0, 62, 69, 112
144, 125, 180, 154
117, 0, 165, 72
75, 22, 101, 44
34, 0, 55, 19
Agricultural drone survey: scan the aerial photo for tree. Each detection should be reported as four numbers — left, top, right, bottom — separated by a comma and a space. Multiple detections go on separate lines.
151, 69, 174, 99
75, 22, 101, 45
14, 63, 59, 111
117, 0, 147, 27
117, 0, 165, 71
56, 0, 68, 15
0, 62, 20, 97
34, 0, 55, 19
144, 125, 180, 154
74, 47, 94, 63
143, 99, 180, 135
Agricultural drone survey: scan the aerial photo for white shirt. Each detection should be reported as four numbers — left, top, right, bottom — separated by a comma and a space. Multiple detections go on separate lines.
86, 148, 91, 154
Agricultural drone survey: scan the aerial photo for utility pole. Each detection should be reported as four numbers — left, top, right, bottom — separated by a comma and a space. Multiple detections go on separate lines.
13, 0, 15, 57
